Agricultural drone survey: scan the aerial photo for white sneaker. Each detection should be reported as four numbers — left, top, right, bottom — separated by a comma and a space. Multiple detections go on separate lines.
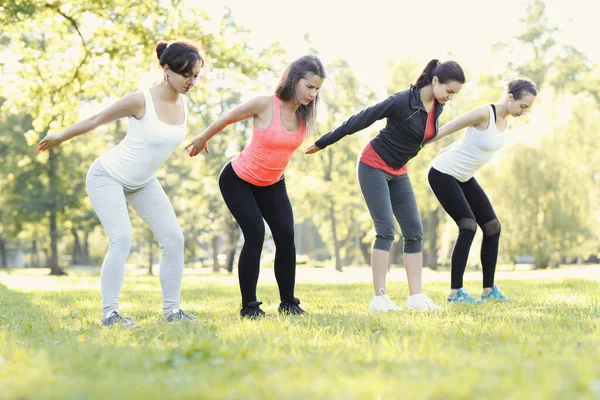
370, 289, 401, 312
380, 289, 401, 311
369, 294, 389, 312
406, 293, 443, 311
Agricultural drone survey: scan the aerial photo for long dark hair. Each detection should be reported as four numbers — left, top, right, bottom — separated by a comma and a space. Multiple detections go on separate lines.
508, 78, 537, 100
414, 59, 465, 88
275, 55, 326, 132
156, 40, 204, 75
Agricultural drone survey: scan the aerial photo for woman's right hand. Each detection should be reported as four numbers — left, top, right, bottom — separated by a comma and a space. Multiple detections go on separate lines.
304, 144, 322, 154
37, 132, 65, 152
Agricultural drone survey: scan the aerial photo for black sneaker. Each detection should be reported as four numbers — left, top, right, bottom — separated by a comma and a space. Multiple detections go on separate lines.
161, 309, 198, 323
102, 310, 137, 328
240, 301, 265, 319
278, 298, 305, 315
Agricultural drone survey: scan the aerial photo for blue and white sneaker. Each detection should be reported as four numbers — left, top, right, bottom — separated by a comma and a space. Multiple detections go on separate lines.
481, 284, 511, 301
448, 288, 483, 304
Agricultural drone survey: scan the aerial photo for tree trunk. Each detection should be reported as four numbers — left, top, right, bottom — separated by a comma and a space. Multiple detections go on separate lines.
359, 230, 371, 266
423, 211, 440, 270
359, 243, 371, 266
225, 221, 238, 274
429, 210, 440, 270
47, 150, 66, 276
0, 210, 5, 267
0, 236, 7, 268
82, 231, 90, 265
48, 209, 66, 275
352, 213, 361, 266
422, 215, 429, 268
226, 246, 237, 274
329, 200, 342, 272
31, 239, 40, 268
42, 248, 49, 268
211, 235, 220, 272
535, 258, 550, 270
71, 228, 82, 265
148, 240, 154, 275
324, 153, 342, 271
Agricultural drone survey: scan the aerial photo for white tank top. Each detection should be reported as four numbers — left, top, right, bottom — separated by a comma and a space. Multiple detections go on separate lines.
430, 105, 505, 182
99, 88, 188, 188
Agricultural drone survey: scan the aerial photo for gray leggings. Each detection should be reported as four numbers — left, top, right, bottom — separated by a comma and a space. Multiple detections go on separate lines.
86, 159, 184, 316
357, 162, 423, 253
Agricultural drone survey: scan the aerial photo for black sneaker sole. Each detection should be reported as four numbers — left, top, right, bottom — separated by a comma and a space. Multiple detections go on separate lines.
278, 308, 306, 315
240, 313, 265, 319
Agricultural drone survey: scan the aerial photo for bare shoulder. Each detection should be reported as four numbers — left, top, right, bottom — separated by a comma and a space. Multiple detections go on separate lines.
458, 104, 490, 123
89, 90, 146, 125
249, 95, 275, 128
121, 91, 146, 119
104, 90, 145, 115
469, 104, 492, 130
247, 95, 273, 113
242, 95, 273, 122
472, 104, 490, 117
474, 103, 491, 120
124, 91, 145, 104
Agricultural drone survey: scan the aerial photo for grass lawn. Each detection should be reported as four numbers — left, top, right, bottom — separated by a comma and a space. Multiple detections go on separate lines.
0, 269, 599, 399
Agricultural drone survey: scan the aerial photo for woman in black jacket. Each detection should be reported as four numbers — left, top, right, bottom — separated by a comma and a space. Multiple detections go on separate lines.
306, 60, 465, 312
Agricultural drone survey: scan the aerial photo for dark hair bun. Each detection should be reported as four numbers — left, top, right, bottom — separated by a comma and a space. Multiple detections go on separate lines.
156, 41, 168, 61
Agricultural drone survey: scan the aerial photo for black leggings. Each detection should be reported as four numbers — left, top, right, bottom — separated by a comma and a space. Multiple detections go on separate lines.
219, 162, 296, 306
428, 167, 501, 289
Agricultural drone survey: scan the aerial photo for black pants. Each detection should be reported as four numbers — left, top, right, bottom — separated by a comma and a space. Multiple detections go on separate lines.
428, 167, 501, 289
219, 162, 296, 306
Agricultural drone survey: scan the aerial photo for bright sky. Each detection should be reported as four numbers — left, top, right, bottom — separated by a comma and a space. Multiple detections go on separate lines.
191, 0, 598, 96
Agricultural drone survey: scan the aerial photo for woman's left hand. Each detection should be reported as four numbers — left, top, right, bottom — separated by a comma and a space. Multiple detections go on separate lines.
185, 135, 209, 157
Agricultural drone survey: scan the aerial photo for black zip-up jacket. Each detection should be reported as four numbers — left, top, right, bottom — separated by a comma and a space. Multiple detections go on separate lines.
314, 85, 444, 170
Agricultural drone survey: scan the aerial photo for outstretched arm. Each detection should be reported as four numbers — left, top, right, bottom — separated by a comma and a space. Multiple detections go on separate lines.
306, 95, 398, 154
427, 105, 489, 144
37, 92, 144, 152
186, 96, 269, 157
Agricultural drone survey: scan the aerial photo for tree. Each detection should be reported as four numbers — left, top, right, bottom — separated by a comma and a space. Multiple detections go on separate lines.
481, 0, 600, 268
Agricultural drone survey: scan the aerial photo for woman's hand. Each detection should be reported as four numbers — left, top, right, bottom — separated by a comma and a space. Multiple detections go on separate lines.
185, 135, 209, 157
304, 144, 321, 154
37, 132, 66, 152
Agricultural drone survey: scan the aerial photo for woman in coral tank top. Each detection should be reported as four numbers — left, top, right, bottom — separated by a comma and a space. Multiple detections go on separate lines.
186, 56, 326, 318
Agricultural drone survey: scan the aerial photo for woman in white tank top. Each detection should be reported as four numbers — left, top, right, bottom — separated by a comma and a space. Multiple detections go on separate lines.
37, 40, 203, 328
427, 79, 537, 304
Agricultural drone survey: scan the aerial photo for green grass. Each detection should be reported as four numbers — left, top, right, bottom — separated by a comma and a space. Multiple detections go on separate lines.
1, 271, 599, 400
